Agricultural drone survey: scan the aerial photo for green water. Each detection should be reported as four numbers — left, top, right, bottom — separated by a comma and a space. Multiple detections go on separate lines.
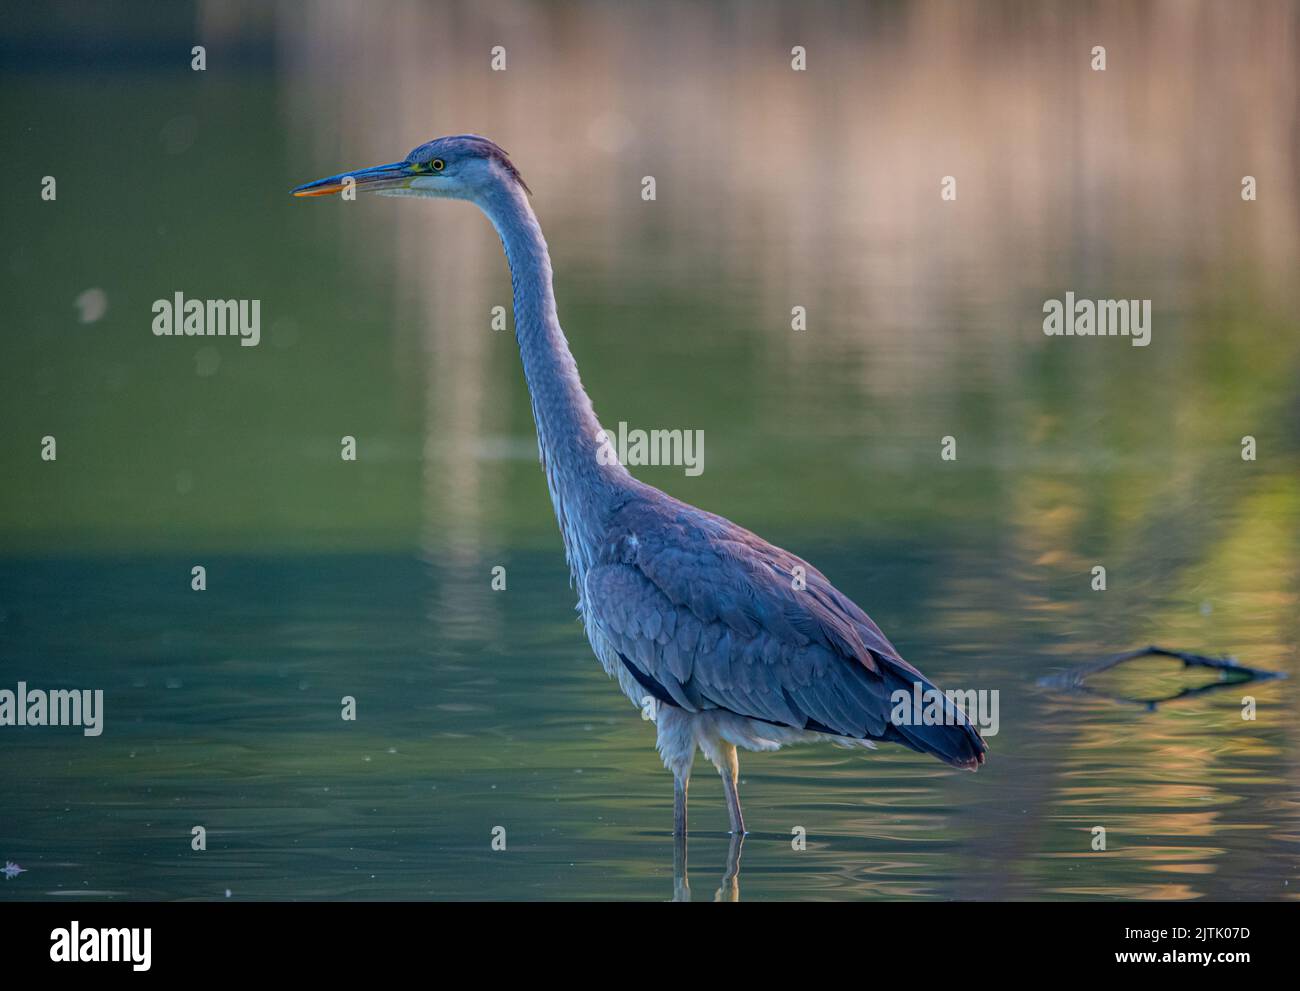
1, 544, 1295, 901
2, 2, 1298, 900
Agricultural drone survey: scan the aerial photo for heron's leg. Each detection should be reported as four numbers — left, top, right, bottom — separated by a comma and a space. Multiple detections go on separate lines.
717, 742, 746, 835
656, 706, 695, 838
673, 773, 689, 838
672, 823, 690, 902
715, 831, 744, 902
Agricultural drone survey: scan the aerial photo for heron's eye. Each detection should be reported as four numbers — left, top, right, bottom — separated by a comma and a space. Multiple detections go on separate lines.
430, 159, 445, 172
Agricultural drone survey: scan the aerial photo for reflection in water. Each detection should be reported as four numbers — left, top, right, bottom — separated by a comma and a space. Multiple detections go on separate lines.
672, 832, 744, 903
270, 0, 1300, 564
1039, 645, 1287, 709
0, 549, 1294, 901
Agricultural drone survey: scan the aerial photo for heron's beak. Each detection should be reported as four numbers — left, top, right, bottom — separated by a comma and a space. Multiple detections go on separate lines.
291, 161, 412, 197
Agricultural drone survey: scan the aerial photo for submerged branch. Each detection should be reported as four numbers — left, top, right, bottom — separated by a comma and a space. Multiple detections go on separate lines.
1037, 645, 1287, 709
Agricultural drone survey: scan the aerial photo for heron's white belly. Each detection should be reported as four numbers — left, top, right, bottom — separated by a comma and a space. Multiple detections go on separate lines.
652, 705, 876, 778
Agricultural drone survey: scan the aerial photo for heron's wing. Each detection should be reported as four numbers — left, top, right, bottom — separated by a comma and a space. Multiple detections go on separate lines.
583, 498, 985, 767
586, 558, 891, 737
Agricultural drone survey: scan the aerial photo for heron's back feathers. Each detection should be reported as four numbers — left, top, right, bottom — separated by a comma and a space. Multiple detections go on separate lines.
583, 491, 987, 769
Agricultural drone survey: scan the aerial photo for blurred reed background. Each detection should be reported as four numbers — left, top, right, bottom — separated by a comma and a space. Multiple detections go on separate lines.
2, 0, 1296, 561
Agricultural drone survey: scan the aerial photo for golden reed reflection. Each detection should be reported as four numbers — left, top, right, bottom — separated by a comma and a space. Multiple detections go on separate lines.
271, 0, 1299, 559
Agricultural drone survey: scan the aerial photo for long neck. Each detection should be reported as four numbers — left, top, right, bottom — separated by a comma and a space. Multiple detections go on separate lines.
478, 182, 629, 580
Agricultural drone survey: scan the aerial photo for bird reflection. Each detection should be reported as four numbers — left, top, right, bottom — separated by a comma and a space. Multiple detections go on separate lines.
672, 832, 745, 902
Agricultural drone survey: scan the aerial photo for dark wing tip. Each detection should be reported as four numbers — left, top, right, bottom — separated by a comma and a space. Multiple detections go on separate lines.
951, 725, 989, 770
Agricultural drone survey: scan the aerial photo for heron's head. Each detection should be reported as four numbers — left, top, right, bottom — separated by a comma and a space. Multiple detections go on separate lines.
292, 134, 529, 202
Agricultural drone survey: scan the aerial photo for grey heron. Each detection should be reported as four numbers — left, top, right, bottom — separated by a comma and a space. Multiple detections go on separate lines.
294, 134, 987, 838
